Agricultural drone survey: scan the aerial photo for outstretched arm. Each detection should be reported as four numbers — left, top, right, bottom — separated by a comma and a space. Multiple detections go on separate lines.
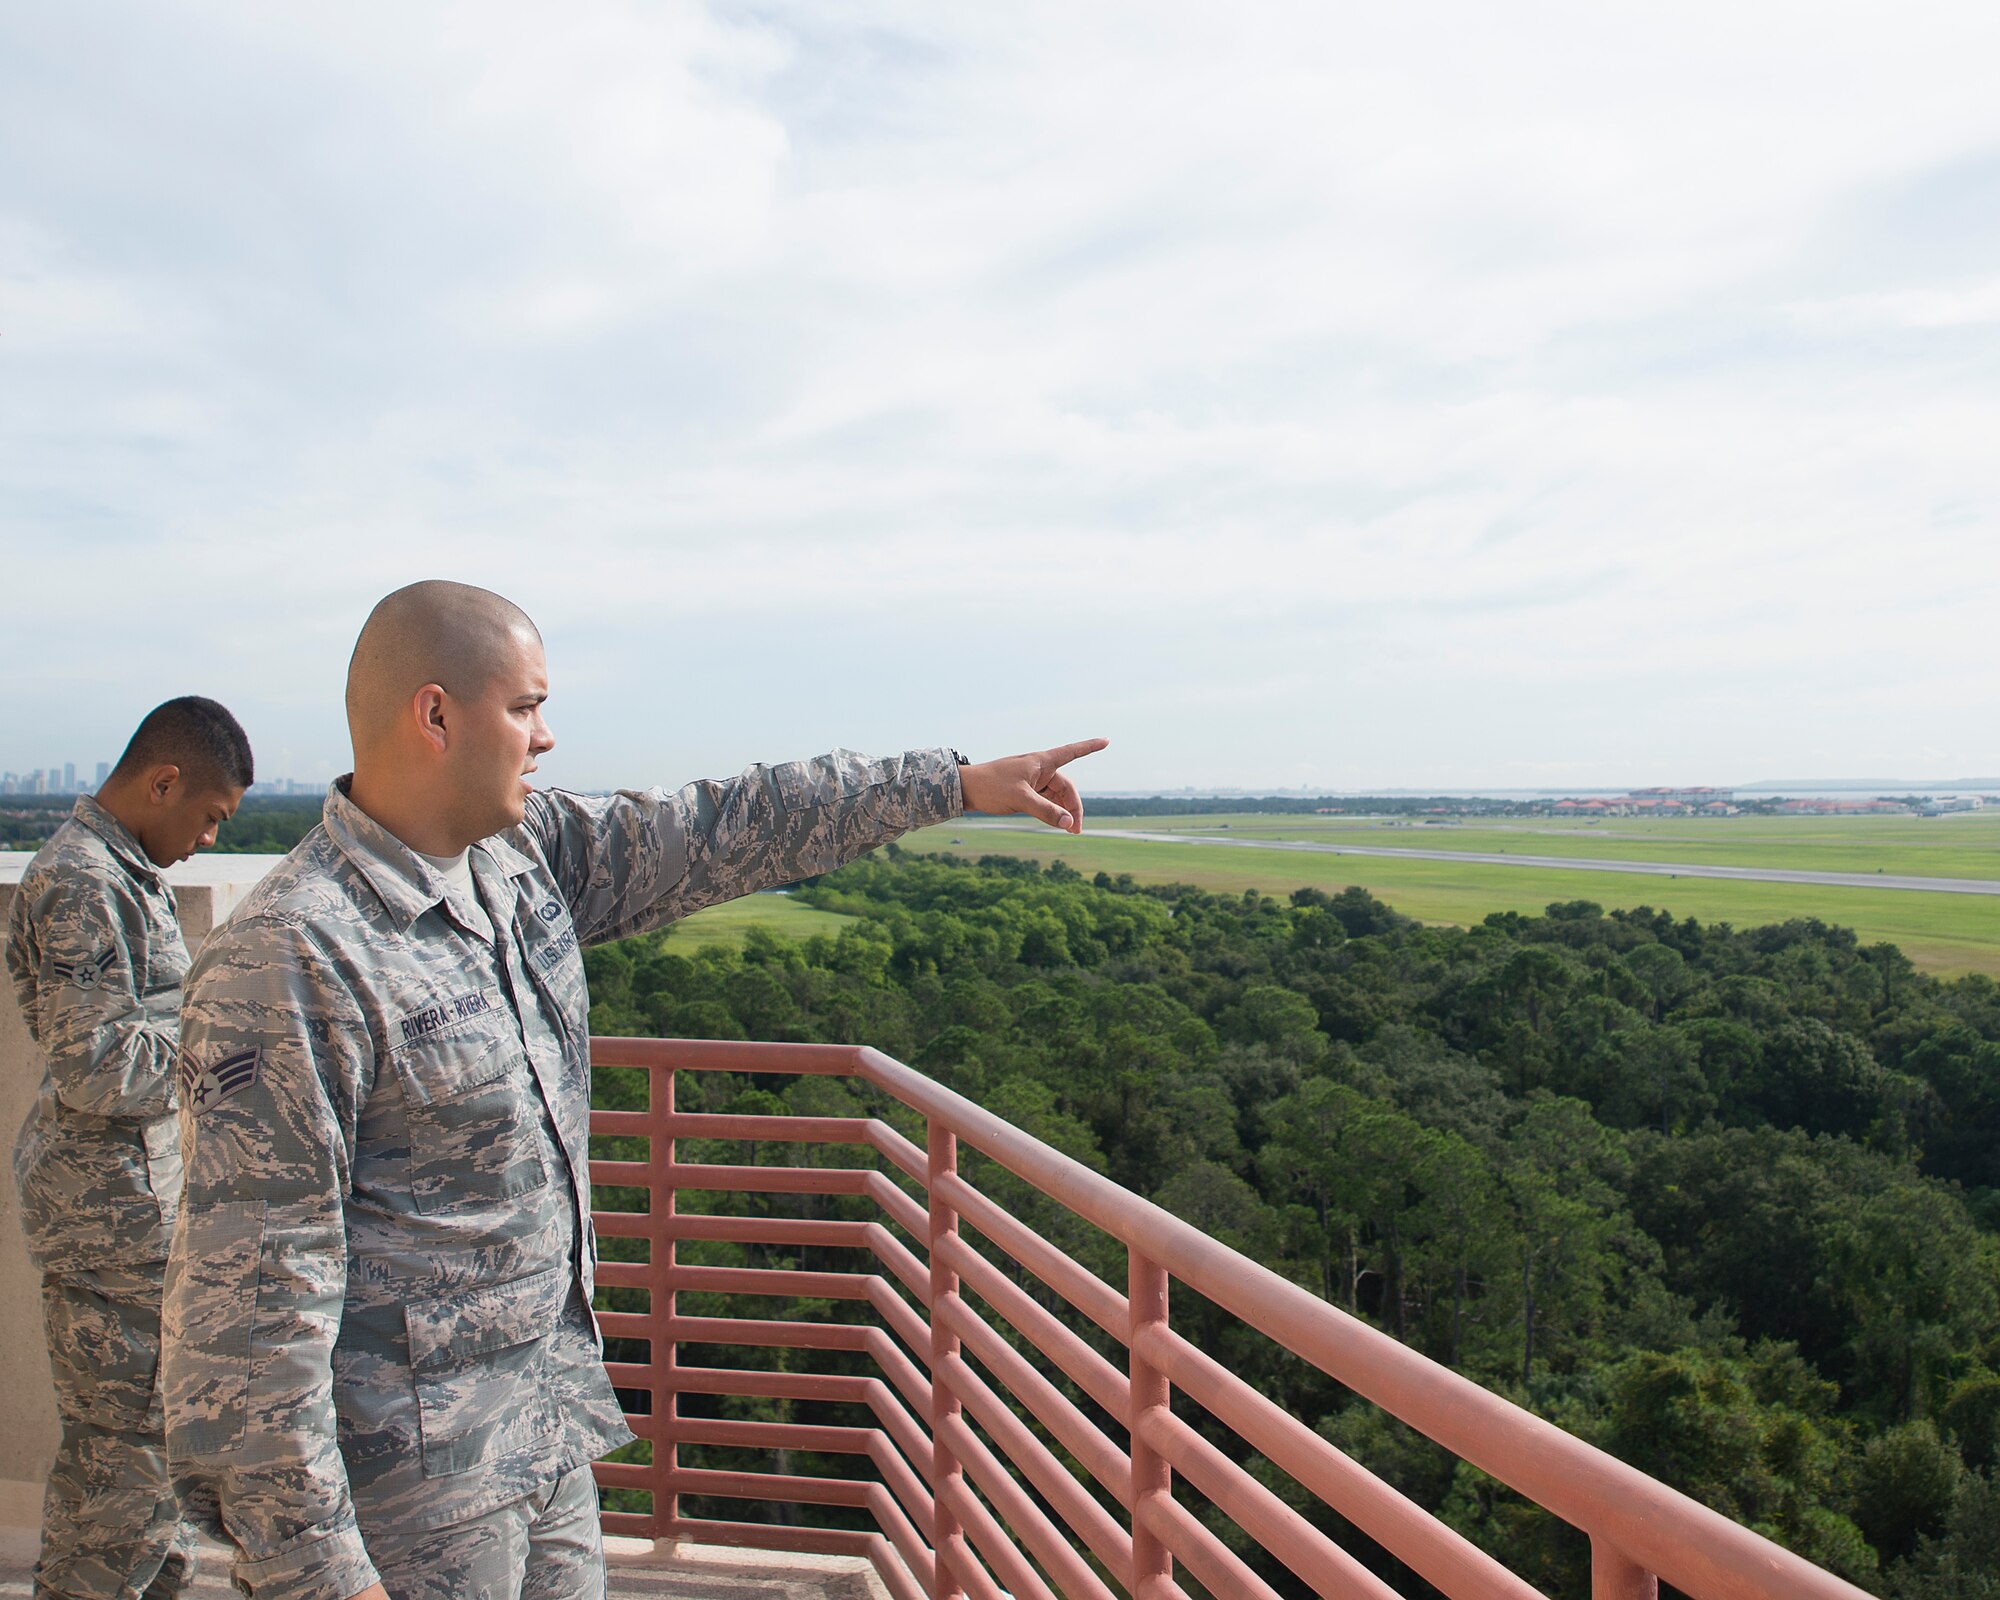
530, 738, 1109, 947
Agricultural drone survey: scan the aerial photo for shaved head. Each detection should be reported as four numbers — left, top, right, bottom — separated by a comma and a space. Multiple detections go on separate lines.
346, 580, 541, 750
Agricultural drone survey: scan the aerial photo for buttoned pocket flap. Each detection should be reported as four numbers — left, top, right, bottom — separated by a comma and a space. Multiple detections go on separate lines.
404, 1263, 568, 1370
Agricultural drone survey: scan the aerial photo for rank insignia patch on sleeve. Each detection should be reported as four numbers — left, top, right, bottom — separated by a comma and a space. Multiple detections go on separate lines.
51, 949, 116, 991
181, 1047, 261, 1116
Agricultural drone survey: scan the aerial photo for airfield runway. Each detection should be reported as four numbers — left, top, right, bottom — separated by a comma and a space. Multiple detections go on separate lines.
965, 825, 2000, 897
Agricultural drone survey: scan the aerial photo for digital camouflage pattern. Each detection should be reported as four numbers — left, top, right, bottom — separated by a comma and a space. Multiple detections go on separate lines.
8, 795, 188, 1266
358, 1462, 603, 1600
36, 1266, 198, 1600
165, 749, 961, 1600
6, 796, 197, 1599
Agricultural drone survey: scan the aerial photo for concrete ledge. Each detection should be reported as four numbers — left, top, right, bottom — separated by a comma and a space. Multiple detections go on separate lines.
1, 1510, 888, 1600
604, 1537, 892, 1597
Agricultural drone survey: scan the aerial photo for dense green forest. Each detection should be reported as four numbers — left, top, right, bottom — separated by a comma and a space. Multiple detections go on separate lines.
584, 850, 2000, 1600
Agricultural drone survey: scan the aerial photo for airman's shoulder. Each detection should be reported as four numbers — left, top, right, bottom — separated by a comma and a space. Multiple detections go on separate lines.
196, 834, 378, 962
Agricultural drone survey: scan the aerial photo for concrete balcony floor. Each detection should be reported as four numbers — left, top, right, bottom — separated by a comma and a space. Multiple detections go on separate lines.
0, 1526, 889, 1599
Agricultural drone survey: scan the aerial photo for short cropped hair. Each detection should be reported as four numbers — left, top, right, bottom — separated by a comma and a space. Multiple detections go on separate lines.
110, 697, 255, 792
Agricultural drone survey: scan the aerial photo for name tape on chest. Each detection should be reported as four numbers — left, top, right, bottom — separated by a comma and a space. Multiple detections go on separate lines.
395, 987, 500, 1048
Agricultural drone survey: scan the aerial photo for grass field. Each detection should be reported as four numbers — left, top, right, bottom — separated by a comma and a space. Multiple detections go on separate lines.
666, 891, 855, 951
904, 816, 2000, 979
1070, 811, 2000, 880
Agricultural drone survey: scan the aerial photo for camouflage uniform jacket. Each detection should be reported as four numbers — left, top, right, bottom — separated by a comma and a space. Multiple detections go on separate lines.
7, 794, 186, 1268
165, 749, 962, 1600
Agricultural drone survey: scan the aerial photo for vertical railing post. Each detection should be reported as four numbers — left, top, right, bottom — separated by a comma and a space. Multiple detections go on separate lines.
1128, 1252, 1174, 1600
654, 1060, 679, 1541
1591, 1537, 1658, 1600
928, 1123, 966, 1600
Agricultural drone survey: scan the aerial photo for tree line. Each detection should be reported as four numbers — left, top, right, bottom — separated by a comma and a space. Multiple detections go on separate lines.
583, 849, 2000, 1599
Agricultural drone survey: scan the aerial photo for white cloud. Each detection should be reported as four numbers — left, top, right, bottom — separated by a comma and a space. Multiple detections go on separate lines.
2, 1, 1998, 791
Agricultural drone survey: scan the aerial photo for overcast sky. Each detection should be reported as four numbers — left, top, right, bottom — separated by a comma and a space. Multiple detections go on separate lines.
4, 2, 1999, 793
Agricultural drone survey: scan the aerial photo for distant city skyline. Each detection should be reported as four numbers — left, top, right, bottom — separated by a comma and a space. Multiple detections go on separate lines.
3, 5, 1998, 791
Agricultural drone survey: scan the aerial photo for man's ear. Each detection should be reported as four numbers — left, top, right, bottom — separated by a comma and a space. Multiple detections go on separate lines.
146, 764, 182, 805
414, 685, 450, 755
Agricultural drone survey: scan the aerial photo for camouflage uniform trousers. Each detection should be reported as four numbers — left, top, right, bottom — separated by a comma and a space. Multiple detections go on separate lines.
356, 1463, 605, 1600
36, 1264, 196, 1600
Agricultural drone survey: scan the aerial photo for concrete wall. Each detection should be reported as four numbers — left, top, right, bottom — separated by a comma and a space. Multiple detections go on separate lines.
0, 851, 283, 1517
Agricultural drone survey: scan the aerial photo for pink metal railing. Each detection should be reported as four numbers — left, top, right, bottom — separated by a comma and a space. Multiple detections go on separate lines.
587, 1038, 1875, 1600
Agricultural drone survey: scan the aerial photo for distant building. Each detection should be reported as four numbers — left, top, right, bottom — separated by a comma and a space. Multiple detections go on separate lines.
94, 761, 110, 788
1778, 798, 1912, 816
1629, 786, 1736, 804
1922, 795, 1985, 816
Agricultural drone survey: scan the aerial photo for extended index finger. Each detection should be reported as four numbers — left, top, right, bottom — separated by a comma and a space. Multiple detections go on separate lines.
1042, 737, 1110, 768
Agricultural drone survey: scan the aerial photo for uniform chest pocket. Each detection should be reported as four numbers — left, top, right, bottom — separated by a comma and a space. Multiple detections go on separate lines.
405, 1264, 564, 1477
394, 1028, 551, 1215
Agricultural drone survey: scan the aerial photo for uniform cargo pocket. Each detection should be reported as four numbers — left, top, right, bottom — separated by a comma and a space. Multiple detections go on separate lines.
406, 1264, 565, 1477
396, 1031, 550, 1214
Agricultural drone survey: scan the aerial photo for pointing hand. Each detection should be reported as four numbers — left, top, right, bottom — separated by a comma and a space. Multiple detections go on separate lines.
958, 739, 1109, 834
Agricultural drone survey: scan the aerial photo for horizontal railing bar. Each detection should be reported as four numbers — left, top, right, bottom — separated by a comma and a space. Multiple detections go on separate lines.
935, 1171, 1129, 1339
1137, 1489, 1286, 1600
672, 1263, 874, 1300
937, 1407, 1121, 1600
589, 1109, 655, 1137
669, 1416, 938, 1544
933, 1290, 1134, 1511
672, 1365, 939, 1492
597, 1311, 653, 1341
649, 1212, 932, 1302
591, 1036, 864, 1073
865, 1167, 931, 1239
667, 1415, 877, 1456
866, 1481, 942, 1600
869, 1274, 940, 1372
592, 1260, 659, 1291
671, 1364, 871, 1402
669, 1317, 938, 1424
673, 1466, 873, 1508
660, 1111, 930, 1187
602, 1360, 657, 1391
638, 1161, 872, 1196
664, 1162, 929, 1240
843, 1044, 1874, 1600
869, 1120, 929, 1186
591, 1211, 651, 1238
1143, 1408, 1400, 1600
940, 1528, 1011, 1600
867, 1220, 935, 1303
669, 1313, 868, 1352
1139, 1324, 1545, 1600
665, 1213, 875, 1247
597, 1509, 658, 1541
666, 1111, 876, 1143
936, 1242, 1133, 1430
938, 1352, 1134, 1589
936, 1470, 1060, 1600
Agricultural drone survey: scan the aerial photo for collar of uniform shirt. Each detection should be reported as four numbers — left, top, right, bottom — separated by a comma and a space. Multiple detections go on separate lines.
70, 792, 165, 886
414, 846, 496, 943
